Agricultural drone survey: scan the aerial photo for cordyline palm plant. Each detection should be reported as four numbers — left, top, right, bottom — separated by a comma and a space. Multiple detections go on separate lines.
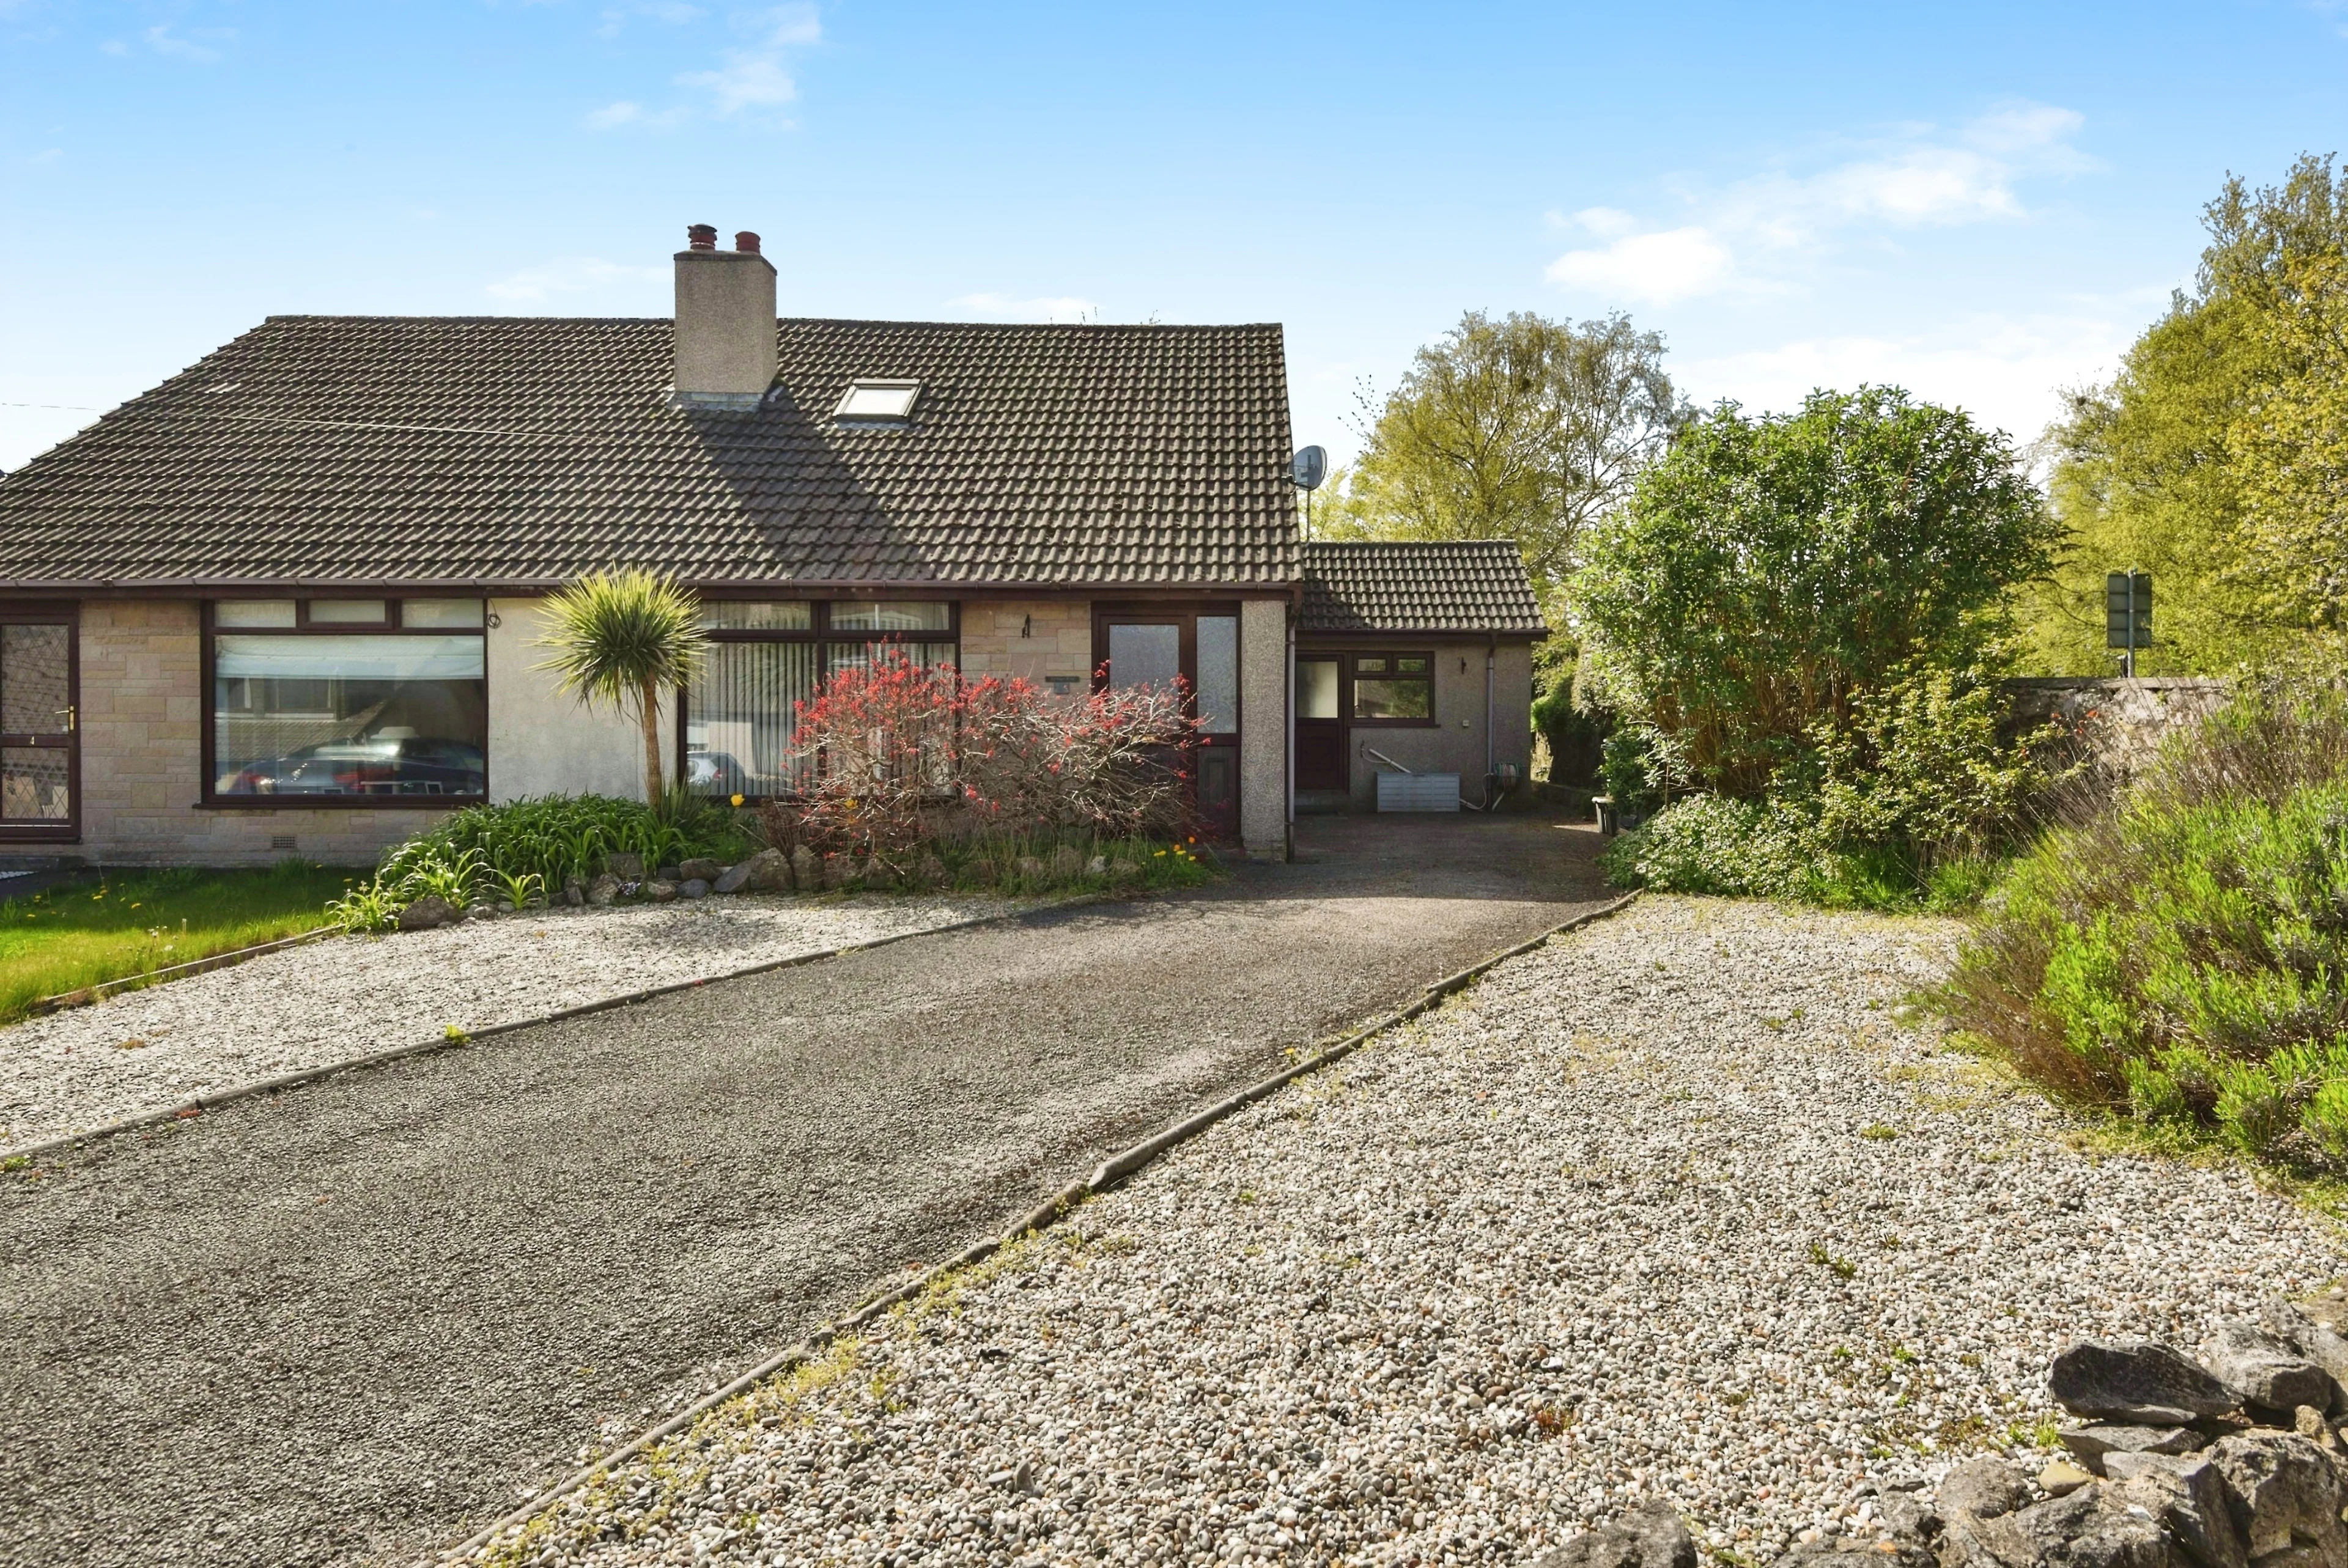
533, 569, 708, 803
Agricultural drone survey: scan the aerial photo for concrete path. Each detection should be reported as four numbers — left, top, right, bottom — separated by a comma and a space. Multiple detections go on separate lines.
0, 812, 1609, 1568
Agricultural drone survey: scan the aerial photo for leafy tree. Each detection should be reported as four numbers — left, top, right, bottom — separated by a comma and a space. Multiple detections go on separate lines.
1572, 387, 2057, 797
533, 569, 709, 803
1313, 310, 1688, 609
2232, 247, 2348, 627
2025, 154, 2348, 672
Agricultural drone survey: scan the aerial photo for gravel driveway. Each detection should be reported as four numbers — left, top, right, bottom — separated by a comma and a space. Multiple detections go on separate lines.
0, 813, 1609, 1568
0, 893, 1017, 1154
462, 896, 2348, 1568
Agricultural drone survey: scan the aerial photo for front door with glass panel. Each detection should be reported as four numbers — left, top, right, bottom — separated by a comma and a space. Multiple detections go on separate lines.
0, 611, 76, 840
1294, 656, 1343, 790
1099, 611, 1241, 841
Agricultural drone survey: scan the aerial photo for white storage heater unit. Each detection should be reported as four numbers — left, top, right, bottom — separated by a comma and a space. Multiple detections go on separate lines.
1376, 770, 1461, 812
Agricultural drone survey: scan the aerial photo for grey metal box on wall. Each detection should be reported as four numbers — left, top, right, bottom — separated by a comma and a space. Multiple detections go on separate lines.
1376, 771, 1460, 812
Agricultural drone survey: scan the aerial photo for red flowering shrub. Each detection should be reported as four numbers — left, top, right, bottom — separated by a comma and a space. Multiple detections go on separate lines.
789, 652, 1199, 867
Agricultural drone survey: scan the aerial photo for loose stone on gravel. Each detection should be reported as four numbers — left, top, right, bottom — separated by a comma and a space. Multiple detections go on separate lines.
0, 891, 1014, 1153
463, 897, 2348, 1568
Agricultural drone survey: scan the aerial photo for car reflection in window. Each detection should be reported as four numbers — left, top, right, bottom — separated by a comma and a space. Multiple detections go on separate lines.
226, 729, 487, 796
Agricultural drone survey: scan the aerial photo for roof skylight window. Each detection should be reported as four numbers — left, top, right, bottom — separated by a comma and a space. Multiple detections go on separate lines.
833, 379, 921, 423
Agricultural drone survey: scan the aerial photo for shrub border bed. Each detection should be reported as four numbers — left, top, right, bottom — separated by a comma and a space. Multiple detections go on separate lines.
437, 889, 1642, 1566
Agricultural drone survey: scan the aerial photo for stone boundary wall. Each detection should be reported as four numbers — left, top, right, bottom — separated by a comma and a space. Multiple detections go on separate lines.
2004, 677, 2231, 775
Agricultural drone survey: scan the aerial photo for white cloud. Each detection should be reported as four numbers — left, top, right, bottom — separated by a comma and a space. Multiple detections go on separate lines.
596, 3, 819, 127
679, 50, 796, 113
1544, 225, 1738, 306
1547, 100, 2096, 306
1675, 311, 2133, 443
142, 23, 227, 62
485, 258, 666, 303
949, 292, 1099, 324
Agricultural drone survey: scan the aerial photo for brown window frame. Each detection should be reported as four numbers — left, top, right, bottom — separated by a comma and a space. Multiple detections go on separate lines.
679, 598, 961, 803
199, 597, 490, 810
1347, 650, 1438, 727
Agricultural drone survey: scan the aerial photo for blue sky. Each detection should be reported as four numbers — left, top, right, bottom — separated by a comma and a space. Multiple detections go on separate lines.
3, 1, 2345, 473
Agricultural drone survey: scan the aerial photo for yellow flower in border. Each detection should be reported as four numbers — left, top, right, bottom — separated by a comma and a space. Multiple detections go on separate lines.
730, 793, 746, 807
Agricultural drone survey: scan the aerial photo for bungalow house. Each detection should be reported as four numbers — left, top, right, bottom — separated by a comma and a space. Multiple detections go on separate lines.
0, 226, 1545, 867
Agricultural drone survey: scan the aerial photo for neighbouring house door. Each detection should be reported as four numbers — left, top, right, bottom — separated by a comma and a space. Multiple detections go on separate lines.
1294, 655, 1343, 790
0, 611, 77, 841
1101, 612, 1241, 841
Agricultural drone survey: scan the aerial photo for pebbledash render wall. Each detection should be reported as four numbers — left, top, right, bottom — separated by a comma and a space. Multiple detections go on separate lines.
1329, 638, 1533, 808
74, 600, 448, 866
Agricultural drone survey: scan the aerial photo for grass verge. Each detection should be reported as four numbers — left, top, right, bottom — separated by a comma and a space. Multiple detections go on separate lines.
0, 861, 357, 1024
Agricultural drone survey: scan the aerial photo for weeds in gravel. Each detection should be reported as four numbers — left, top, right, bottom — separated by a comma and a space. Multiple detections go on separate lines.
0, 861, 353, 1020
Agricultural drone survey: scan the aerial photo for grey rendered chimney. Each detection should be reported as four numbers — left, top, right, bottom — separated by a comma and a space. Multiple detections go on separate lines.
671, 223, 777, 410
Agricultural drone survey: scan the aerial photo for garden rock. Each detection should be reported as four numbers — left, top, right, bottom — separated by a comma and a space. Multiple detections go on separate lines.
739, 848, 790, 892
711, 862, 753, 895
677, 858, 722, 884
860, 856, 895, 888
605, 852, 645, 880
2203, 1430, 2348, 1562
2294, 1289, 2348, 1338
2040, 1460, 2095, 1496
2264, 1301, 2348, 1391
1937, 1457, 2034, 1568
655, 864, 681, 882
562, 877, 585, 907
1973, 1481, 2181, 1568
1047, 845, 1084, 880
1529, 1501, 1696, 1568
644, 880, 677, 902
2098, 1453, 2248, 1568
1771, 1539, 1935, 1568
913, 855, 948, 889
789, 845, 818, 889
586, 874, 620, 908
1014, 855, 1047, 882
2050, 1339, 2237, 1424
821, 853, 848, 891
2201, 1322, 2335, 1416
2061, 1426, 2205, 1471
678, 878, 710, 900
395, 895, 459, 932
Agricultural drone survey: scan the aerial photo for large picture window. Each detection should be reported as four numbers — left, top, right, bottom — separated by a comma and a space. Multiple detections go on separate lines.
684, 600, 957, 798
209, 599, 487, 800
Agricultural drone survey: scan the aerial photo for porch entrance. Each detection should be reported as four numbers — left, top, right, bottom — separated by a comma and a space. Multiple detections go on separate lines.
0, 608, 77, 841
1096, 608, 1239, 840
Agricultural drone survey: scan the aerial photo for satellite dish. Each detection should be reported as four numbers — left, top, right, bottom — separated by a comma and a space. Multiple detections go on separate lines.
1291, 445, 1327, 491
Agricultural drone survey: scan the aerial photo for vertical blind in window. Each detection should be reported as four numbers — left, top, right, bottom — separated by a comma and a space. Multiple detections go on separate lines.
686, 641, 821, 798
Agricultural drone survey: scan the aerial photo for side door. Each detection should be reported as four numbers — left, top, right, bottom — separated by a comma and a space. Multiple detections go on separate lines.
0, 608, 78, 841
1293, 654, 1343, 790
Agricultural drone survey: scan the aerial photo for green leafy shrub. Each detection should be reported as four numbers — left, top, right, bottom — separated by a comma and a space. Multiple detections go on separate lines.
358, 793, 756, 918
1946, 678, 2348, 1169
1598, 794, 1816, 897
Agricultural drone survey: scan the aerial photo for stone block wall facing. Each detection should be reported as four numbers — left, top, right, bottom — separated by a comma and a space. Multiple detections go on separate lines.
955, 599, 1093, 691
73, 599, 447, 867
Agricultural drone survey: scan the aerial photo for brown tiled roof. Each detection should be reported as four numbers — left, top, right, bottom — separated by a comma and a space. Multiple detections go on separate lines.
1300, 540, 1546, 636
0, 316, 1299, 591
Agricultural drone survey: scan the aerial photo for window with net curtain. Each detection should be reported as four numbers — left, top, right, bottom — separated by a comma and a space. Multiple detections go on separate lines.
686, 602, 955, 798
209, 600, 489, 797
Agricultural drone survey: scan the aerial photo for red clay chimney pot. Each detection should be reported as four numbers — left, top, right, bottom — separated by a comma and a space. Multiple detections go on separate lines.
686, 223, 718, 251
734, 231, 762, 254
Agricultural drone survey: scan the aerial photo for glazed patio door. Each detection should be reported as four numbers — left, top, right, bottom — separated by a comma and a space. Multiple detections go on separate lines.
1099, 610, 1241, 841
0, 610, 77, 841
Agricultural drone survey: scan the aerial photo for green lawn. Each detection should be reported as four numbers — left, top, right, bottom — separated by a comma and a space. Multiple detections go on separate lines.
0, 862, 356, 1023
